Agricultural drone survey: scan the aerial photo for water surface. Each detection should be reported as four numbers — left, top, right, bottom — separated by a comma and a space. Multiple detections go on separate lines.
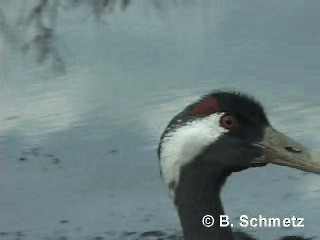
0, 1, 320, 239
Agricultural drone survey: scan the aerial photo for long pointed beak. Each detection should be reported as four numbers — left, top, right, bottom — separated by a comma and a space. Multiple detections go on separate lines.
253, 126, 320, 174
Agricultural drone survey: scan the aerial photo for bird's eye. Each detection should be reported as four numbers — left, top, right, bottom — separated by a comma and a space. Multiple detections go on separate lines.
220, 114, 239, 130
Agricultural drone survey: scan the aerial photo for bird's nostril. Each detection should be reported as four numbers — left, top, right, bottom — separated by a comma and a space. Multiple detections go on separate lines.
285, 146, 302, 153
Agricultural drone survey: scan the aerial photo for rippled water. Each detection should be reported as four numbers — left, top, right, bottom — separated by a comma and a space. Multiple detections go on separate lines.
0, 1, 320, 239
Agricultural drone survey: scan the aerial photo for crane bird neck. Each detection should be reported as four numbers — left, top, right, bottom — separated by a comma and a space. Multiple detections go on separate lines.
159, 113, 228, 199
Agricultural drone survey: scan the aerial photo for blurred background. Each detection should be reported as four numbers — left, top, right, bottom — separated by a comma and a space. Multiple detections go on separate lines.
0, 0, 320, 239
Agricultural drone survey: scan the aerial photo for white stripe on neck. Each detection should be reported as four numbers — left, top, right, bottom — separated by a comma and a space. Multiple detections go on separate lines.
160, 113, 228, 198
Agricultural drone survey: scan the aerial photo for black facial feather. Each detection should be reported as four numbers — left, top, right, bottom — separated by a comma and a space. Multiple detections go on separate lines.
158, 91, 270, 158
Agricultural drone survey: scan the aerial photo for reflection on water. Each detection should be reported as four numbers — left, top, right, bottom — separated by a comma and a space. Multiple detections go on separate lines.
1, 1, 320, 240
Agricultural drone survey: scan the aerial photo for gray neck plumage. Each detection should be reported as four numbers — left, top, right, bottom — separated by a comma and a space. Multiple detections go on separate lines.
174, 158, 234, 240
